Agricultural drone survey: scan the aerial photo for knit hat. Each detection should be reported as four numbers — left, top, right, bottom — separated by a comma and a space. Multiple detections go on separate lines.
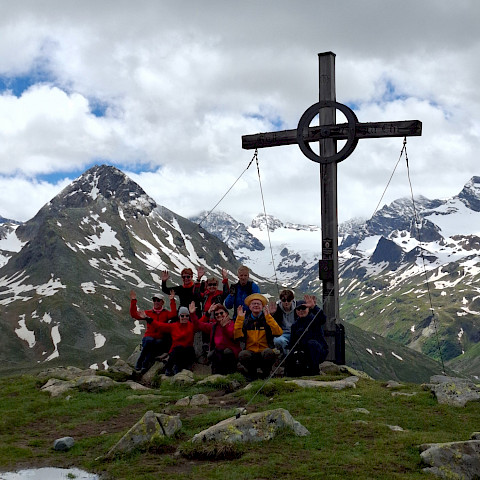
178, 306, 189, 316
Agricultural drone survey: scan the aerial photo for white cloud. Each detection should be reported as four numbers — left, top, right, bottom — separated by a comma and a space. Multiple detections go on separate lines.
0, 0, 479, 226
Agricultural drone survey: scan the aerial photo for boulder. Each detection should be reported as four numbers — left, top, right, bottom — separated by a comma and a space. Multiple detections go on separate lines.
141, 361, 165, 383
125, 380, 151, 391
191, 408, 309, 444
106, 410, 181, 456
420, 439, 480, 479
53, 437, 75, 451
424, 375, 480, 407
74, 375, 116, 392
109, 359, 134, 376
166, 369, 195, 385
41, 378, 76, 397
286, 376, 359, 390
190, 394, 209, 407
38, 366, 90, 381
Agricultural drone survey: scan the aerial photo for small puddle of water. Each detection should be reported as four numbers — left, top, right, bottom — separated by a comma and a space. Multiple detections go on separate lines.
0, 467, 99, 479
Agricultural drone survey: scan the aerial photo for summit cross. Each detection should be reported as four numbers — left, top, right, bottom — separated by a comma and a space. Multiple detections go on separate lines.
242, 52, 422, 364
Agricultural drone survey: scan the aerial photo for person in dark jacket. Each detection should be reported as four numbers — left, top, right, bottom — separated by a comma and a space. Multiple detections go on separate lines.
285, 295, 328, 377
269, 289, 296, 356
161, 266, 204, 314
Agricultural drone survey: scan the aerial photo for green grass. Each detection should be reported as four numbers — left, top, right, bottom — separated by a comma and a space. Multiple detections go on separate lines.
0, 372, 478, 479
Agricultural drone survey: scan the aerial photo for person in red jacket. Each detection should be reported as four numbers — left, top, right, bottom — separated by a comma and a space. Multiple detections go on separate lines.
191, 303, 240, 374
155, 303, 198, 376
129, 290, 177, 374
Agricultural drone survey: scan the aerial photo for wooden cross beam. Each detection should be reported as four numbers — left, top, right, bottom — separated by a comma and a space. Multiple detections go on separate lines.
242, 119, 422, 150
241, 52, 422, 365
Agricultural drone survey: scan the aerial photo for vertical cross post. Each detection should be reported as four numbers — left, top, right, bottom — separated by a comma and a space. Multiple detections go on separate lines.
318, 52, 341, 362
241, 52, 421, 365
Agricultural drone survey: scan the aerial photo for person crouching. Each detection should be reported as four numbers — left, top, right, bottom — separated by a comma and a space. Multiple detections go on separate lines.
234, 293, 283, 381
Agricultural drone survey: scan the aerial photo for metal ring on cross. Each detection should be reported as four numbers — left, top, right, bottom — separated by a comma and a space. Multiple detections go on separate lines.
296, 101, 359, 164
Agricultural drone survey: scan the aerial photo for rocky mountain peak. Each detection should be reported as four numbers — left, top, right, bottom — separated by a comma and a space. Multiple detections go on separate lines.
53, 164, 156, 215
189, 211, 264, 252
456, 176, 480, 212
251, 214, 284, 231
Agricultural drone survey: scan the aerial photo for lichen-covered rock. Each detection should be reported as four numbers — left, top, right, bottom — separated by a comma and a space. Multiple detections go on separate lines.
190, 394, 209, 407
318, 362, 372, 380
424, 375, 480, 407
286, 376, 359, 390
420, 439, 480, 479
191, 408, 309, 444
141, 361, 165, 383
167, 369, 195, 385
74, 375, 116, 392
176, 396, 191, 406
41, 378, 76, 397
106, 410, 181, 456
38, 366, 90, 381
109, 359, 133, 376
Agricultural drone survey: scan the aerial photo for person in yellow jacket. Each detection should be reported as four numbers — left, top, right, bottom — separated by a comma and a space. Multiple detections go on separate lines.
234, 293, 283, 380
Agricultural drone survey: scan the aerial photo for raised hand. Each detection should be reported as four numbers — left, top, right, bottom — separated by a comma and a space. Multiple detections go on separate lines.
188, 301, 196, 314
237, 305, 244, 317
222, 268, 228, 280
161, 270, 170, 282
169, 289, 176, 301
197, 266, 206, 280
130, 290, 136, 300
304, 294, 316, 308
268, 300, 277, 314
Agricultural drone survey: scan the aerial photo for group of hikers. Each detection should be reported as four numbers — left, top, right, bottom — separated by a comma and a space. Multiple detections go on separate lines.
129, 265, 329, 380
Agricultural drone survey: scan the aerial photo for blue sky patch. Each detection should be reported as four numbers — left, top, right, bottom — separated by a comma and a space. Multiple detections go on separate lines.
0, 69, 54, 97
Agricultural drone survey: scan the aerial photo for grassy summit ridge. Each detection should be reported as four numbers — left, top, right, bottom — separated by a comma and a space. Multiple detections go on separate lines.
0, 370, 478, 479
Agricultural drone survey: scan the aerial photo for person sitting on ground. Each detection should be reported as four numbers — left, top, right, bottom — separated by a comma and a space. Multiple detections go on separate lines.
285, 295, 329, 377
234, 293, 283, 381
191, 303, 240, 375
224, 265, 260, 319
161, 266, 205, 313
269, 289, 297, 356
155, 302, 198, 376
129, 290, 177, 374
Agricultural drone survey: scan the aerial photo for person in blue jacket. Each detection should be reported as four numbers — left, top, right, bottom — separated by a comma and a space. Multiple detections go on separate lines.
285, 295, 329, 377
224, 265, 260, 319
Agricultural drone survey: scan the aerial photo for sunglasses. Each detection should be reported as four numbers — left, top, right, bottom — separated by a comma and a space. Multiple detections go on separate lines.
208, 283, 217, 287
214, 311, 225, 317
296, 305, 308, 311
280, 298, 292, 302
182, 275, 192, 279
179, 314, 189, 317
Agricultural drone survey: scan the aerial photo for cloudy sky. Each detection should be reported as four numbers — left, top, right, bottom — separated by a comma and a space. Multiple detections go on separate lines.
0, 1, 479, 227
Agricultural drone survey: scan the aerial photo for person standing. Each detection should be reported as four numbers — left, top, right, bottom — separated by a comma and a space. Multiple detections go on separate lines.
161, 266, 204, 314
224, 265, 260, 319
